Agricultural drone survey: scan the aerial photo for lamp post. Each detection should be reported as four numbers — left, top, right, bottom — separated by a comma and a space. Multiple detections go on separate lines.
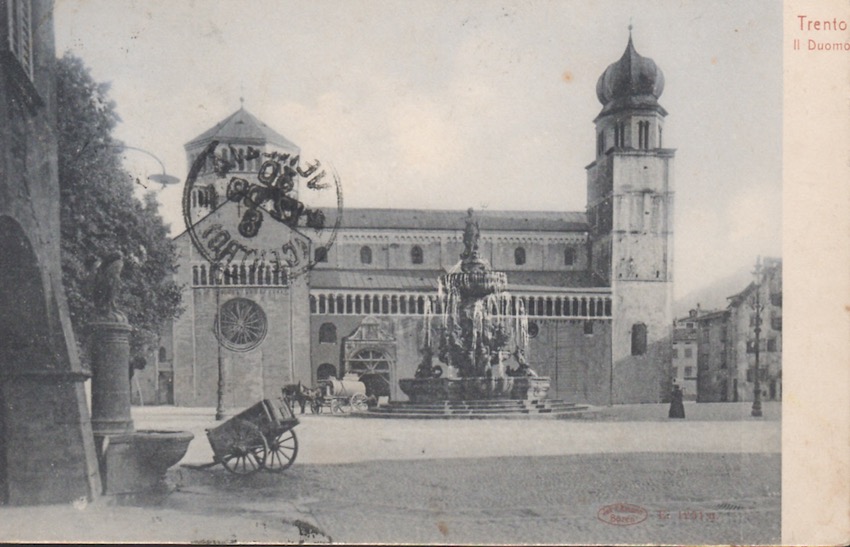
750, 256, 764, 417
114, 145, 181, 188
215, 267, 225, 421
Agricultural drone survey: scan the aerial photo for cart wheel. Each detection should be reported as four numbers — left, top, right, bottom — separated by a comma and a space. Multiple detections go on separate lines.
331, 398, 351, 414
310, 399, 322, 414
220, 420, 267, 475
351, 393, 369, 412
265, 429, 299, 472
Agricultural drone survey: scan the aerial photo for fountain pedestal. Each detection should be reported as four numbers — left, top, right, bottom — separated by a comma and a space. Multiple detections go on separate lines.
89, 313, 192, 496
90, 319, 135, 435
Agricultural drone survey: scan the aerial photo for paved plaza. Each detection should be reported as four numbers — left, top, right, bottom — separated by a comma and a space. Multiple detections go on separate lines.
0, 402, 780, 544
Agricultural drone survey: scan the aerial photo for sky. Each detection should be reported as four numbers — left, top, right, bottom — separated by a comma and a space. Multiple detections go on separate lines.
53, 0, 782, 302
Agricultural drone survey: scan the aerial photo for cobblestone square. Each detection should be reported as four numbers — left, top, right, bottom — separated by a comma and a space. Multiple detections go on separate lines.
0, 403, 780, 544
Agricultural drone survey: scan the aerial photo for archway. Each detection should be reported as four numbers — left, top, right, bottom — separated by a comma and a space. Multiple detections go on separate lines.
0, 216, 53, 504
346, 349, 392, 398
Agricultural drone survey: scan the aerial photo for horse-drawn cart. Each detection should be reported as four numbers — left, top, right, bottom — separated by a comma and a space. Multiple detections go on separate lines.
204, 398, 299, 475
318, 376, 371, 414
281, 374, 379, 415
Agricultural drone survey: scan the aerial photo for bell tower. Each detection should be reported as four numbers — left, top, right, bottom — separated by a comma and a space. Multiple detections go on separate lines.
586, 30, 675, 403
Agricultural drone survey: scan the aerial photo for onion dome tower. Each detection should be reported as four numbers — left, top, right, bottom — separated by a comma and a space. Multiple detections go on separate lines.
586, 29, 675, 403
595, 32, 666, 118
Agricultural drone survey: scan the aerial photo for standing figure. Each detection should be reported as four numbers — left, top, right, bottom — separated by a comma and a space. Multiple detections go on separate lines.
668, 384, 685, 419
461, 208, 480, 260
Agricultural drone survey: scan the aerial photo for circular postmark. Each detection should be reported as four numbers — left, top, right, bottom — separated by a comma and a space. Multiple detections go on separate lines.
597, 503, 648, 526
182, 140, 342, 282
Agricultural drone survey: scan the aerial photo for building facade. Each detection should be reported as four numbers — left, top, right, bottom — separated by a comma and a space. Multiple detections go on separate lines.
727, 258, 783, 402
693, 310, 733, 402
672, 309, 702, 400
691, 258, 782, 403
0, 0, 101, 504
149, 35, 675, 408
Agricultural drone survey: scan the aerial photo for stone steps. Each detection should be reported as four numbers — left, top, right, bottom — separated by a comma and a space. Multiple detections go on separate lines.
359, 399, 590, 419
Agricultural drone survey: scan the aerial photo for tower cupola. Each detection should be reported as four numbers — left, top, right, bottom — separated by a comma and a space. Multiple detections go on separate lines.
595, 33, 666, 117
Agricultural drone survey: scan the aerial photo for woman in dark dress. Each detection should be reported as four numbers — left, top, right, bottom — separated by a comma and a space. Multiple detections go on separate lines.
669, 385, 685, 419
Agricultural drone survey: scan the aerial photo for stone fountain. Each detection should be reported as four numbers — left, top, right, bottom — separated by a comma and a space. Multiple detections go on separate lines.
89, 253, 194, 496
398, 209, 551, 404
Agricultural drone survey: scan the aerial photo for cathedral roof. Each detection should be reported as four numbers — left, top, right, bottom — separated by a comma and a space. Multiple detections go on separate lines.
184, 107, 300, 151
595, 33, 666, 117
325, 208, 588, 233
171, 207, 588, 241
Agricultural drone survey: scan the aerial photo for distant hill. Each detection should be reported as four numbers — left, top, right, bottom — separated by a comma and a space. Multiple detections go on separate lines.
673, 266, 755, 318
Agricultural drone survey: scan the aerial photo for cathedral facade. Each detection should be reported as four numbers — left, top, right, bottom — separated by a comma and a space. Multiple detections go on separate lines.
149, 35, 675, 408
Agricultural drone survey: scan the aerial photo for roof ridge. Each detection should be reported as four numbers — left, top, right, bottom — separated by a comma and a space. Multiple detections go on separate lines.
184, 107, 299, 150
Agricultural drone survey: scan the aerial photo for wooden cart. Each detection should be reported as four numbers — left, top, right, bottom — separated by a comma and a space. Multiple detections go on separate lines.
205, 398, 299, 475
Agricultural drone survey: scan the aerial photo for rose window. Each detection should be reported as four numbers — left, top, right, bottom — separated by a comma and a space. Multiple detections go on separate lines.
216, 298, 267, 352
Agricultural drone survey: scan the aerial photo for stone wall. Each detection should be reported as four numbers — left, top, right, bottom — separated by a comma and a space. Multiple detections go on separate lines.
172, 282, 310, 408
309, 314, 614, 405
526, 319, 612, 405
0, 0, 101, 504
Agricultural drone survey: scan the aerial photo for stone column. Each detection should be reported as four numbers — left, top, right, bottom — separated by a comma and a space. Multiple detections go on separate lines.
89, 318, 135, 435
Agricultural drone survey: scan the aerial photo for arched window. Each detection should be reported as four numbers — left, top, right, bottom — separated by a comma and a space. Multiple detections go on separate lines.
614, 121, 626, 147
638, 121, 650, 149
315, 246, 328, 263
564, 246, 576, 266
317, 363, 337, 381
158, 347, 167, 362
319, 322, 337, 343
514, 247, 526, 266
631, 323, 647, 356
411, 245, 423, 265
360, 246, 372, 265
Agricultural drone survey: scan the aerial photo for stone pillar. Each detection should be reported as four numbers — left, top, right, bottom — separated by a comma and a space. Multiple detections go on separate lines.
89, 319, 135, 435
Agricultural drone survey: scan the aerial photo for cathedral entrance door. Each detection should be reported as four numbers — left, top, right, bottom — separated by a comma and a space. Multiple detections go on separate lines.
346, 349, 392, 398
342, 316, 397, 399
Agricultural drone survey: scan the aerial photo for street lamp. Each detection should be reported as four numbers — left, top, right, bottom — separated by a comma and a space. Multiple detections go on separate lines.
116, 145, 181, 188
749, 256, 764, 417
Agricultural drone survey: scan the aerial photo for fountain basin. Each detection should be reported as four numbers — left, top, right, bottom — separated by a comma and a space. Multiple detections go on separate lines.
442, 270, 507, 297
399, 376, 550, 403
97, 430, 194, 495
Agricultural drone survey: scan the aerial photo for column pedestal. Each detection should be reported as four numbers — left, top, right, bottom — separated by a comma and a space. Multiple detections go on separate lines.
89, 318, 134, 436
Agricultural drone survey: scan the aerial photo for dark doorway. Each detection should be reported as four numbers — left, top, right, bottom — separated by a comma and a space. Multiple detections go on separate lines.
157, 371, 174, 405
0, 216, 53, 504
316, 363, 337, 381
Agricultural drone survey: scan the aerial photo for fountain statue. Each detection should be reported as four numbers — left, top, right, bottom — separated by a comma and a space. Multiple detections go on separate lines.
400, 210, 550, 403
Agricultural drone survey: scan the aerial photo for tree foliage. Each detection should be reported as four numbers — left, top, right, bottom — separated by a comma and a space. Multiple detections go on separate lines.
56, 54, 183, 359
